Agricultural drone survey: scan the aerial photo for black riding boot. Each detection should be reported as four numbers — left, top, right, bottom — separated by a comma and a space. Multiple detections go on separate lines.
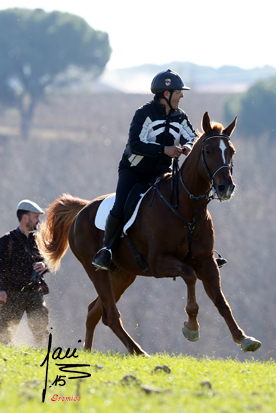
92, 213, 122, 271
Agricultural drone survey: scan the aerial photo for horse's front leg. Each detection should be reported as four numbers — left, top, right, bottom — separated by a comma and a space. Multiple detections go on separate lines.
200, 258, 261, 352
155, 252, 200, 342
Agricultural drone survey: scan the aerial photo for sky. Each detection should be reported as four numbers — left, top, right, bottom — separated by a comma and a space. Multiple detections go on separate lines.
0, 0, 275, 71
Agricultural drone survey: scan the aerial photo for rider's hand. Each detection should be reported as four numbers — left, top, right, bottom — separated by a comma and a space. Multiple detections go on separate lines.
182, 146, 191, 156
164, 146, 183, 158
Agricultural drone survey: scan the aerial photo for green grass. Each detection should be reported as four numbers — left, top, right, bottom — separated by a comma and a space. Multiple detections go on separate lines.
0, 344, 276, 412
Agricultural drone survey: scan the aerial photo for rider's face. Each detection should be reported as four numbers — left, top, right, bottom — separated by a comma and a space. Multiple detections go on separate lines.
163, 90, 184, 111
170, 90, 184, 109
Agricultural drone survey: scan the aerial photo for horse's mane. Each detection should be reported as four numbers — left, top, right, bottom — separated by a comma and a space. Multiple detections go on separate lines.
180, 121, 236, 173
200, 121, 224, 139
192, 121, 235, 151
209, 121, 224, 134
190, 122, 223, 152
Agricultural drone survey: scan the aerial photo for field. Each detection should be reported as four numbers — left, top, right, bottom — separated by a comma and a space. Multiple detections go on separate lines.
1, 344, 276, 413
0, 92, 275, 360
0, 91, 276, 412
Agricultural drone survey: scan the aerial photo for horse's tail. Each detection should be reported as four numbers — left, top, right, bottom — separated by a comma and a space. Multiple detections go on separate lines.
37, 193, 89, 273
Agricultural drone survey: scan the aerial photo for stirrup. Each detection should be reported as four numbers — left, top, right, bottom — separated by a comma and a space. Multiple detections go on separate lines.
216, 257, 227, 268
92, 247, 112, 271
214, 249, 227, 268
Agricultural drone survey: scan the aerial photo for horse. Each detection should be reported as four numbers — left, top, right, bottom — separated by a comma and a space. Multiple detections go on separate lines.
37, 111, 261, 356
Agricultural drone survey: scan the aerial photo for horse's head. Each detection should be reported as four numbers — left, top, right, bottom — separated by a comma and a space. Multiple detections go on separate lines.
200, 112, 237, 201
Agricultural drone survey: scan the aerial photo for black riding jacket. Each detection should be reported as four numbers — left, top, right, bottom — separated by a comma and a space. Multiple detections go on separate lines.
0, 227, 46, 292
121, 96, 198, 176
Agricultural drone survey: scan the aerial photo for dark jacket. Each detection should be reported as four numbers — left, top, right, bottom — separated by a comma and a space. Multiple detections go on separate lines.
0, 227, 46, 292
121, 96, 197, 176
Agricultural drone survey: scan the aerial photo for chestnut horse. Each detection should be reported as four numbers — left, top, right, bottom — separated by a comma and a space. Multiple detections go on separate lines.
38, 112, 261, 355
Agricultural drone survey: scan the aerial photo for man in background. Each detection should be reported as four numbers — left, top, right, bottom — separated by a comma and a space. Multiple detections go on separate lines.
0, 200, 49, 347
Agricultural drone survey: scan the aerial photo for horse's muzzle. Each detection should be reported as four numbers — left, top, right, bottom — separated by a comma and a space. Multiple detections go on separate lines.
214, 182, 235, 201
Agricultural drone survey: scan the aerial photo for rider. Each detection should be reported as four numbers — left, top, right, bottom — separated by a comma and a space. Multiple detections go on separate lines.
92, 69, 199, 271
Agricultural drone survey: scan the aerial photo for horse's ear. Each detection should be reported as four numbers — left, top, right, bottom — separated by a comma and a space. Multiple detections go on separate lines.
223, 116, 237, 137
202, 111, 212, 134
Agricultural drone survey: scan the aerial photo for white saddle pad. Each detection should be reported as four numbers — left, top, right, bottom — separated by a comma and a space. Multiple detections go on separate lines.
95, 194, 115, 230
95, 188, 151, 234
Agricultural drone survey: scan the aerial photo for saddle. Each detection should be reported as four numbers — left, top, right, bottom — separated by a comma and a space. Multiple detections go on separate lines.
95, 183, 151, 233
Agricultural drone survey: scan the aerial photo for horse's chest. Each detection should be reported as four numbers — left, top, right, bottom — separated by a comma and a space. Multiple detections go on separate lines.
172, 230, 212, 261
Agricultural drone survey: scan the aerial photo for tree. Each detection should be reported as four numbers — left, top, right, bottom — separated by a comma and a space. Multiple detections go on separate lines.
224, 77, 276, 138
0, 8, 111, 139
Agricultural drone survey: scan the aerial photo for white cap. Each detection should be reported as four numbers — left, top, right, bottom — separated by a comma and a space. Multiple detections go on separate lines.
17, 199, 45, 215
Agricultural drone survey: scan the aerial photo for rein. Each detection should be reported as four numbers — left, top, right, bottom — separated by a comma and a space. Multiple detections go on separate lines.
153, 182, 210, 254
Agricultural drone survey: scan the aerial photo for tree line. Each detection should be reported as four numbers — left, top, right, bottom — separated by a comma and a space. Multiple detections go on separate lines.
224, 77, 276, 138
0, 8, 111, 139
1, 8, 276, 142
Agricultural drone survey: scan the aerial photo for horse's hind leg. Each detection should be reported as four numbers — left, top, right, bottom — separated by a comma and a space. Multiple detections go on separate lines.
84, 271, 136, 351
84, 296, 101, 350
84, 265, 148, 355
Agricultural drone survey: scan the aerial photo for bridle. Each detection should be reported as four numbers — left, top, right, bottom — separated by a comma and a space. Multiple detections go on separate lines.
180, 134, 234, 202
201, 134, 233, 187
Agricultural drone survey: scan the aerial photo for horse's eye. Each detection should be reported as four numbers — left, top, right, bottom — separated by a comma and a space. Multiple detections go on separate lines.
205, 147, 212, 155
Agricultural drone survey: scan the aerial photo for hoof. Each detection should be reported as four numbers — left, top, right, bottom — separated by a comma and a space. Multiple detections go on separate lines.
143, 352, 151, 358
182, 323, 200, 342
241, 337, 262, 352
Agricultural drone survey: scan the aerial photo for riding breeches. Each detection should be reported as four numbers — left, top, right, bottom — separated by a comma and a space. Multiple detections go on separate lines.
110, 164, 155, 221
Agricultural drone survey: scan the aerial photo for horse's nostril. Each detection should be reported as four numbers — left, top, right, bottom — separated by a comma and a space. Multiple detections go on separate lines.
218, 185, 226, 193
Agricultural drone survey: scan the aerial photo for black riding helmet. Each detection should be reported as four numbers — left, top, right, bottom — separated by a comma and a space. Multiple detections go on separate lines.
151, 69, 190, 94
151, 69, 190, 111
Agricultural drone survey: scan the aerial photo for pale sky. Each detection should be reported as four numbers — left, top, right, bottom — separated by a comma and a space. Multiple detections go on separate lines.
0, 0, 275, 71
